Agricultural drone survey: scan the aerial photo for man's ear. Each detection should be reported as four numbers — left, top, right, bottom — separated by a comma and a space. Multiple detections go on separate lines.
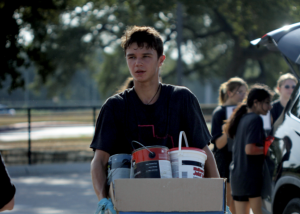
159, 55, 166, 66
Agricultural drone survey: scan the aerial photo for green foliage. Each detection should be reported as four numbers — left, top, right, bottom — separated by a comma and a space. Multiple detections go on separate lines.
0, 0, 86, 91
1, 0, 300, 100
96, 48, 129, 96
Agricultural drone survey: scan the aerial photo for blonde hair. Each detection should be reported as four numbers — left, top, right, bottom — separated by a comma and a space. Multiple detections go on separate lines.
275, 73, 298, 94
116, 77, 134, 94
218, 77, 248, 105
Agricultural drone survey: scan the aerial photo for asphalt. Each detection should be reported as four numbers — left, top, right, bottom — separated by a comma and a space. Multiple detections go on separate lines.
4, 162, 98, 214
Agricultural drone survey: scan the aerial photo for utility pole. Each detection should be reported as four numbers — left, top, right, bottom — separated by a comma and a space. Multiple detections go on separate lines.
24, 69, 29, 107
176, 2, 183, 86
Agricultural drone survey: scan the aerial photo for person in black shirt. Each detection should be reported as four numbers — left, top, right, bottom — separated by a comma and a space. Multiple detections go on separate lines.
0, 153, 15, 212
224, 84, 273, 214
271, 73, 298, 124
211, 77, 247, 214
90, 26, 220, 214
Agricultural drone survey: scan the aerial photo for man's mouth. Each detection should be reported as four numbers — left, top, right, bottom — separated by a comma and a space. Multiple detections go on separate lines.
136, 70, 146, 73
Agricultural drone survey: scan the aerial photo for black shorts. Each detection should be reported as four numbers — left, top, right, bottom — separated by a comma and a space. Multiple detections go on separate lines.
233, 195, 261, 201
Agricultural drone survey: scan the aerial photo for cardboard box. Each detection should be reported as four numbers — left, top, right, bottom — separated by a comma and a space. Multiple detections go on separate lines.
110, 178, 226, 214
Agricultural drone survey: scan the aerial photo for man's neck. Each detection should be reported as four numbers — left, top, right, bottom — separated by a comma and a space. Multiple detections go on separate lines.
134, 81, 161, 105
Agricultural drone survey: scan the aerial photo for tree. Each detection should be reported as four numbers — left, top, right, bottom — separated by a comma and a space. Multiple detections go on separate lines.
2, 0, 300, 97
89, 0, 300, 95
0, 0, 88, 91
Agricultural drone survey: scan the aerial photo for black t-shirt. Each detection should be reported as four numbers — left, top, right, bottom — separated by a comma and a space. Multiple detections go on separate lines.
0, 153, 16, 209
211, 106, 233, 180
90, 84, 211, 155
271, 100, 284, 124
230, 113, 265, 196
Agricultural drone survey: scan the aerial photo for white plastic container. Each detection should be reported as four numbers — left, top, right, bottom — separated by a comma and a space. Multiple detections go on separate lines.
169, 131, 207, 178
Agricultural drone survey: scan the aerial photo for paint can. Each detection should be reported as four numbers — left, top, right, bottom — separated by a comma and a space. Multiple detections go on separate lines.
169, 131, 207, 178
107, 154, 132, 185
131, 141, 173, 178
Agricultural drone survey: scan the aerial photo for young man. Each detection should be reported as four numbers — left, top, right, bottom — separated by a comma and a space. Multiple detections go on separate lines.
90, 26, 220, 214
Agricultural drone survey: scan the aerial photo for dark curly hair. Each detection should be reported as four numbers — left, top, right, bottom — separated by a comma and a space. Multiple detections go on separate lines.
120, 26, 164, 58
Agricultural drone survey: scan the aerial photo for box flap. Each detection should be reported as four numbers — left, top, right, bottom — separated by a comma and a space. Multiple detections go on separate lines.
113, 178, 225, 212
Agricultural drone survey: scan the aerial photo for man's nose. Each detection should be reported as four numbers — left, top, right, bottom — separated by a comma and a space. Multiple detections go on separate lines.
135, 57, 143, 66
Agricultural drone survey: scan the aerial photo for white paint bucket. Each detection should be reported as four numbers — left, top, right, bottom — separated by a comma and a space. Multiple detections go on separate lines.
169, 131, 207, 178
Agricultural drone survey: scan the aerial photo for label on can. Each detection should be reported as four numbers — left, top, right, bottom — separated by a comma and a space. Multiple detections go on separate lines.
107, 168, 131, 185
133, 160, 172, 178
171, 159, 179, 178
171, 158, 204, 178
158, 160, 173, 178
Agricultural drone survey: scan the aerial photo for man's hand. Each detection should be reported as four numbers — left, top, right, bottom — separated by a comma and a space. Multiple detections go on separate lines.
0, 197, 14, 212
94, 198, 116, 214
226, 205, 232, 214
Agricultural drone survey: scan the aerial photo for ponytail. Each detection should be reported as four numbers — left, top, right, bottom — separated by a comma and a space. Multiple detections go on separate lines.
218, 82, 227, 105
116, 77, 134, 94
224, 103, 248, 138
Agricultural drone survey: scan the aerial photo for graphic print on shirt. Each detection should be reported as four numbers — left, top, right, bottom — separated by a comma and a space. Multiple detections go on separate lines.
137, 125, 174, 148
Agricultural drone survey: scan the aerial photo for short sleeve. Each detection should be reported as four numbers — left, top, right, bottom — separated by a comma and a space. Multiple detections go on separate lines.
0, 153, 16, 209
211, 107, 226, 144
245, 116, 264, 146
90, 103, 118, 154
183, 90, 212, 149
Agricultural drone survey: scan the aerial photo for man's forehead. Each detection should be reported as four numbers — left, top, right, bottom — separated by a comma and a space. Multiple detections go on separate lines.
126, 43, 155, 53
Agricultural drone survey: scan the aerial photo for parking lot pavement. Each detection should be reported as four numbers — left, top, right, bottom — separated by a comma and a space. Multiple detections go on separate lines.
4, 162, 98, 214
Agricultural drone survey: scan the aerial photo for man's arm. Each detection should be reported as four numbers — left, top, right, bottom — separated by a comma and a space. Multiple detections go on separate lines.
91, 149, 110, 200
202, 145, 220, 178
0, 197, 14, 212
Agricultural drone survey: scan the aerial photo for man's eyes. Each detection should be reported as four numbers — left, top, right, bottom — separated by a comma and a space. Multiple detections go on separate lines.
127, 56, 150, 59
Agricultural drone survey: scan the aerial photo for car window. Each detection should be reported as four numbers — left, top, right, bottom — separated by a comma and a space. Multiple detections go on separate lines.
291, 95, 300, 119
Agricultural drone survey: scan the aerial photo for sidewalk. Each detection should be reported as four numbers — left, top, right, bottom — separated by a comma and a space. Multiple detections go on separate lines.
4, 162, 98, 214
